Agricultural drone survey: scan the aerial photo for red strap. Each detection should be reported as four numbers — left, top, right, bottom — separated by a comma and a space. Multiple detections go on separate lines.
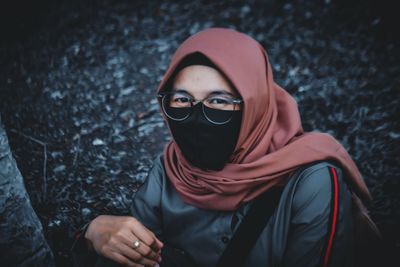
322, 167, 339, 267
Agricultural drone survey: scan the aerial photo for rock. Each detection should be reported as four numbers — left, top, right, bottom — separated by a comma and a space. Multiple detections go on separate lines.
92, 138, 105, 146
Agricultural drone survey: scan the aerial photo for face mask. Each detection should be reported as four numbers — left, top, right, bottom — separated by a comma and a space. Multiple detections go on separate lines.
167, 103, 242, 171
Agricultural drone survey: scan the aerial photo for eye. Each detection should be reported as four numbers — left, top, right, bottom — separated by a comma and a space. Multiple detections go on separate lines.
172, 94, 191, 103
209, 98, 229, 104
169, 92, 193, 107
204, 95, 237, 111
173, 96, 191, 103
207, 96, 232, 105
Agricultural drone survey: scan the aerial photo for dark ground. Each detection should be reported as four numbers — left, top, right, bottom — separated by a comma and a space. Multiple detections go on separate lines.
0, 0, 399, 266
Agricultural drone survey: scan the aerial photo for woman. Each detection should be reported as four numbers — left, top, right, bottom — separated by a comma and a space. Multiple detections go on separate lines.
79, 28, 374, 267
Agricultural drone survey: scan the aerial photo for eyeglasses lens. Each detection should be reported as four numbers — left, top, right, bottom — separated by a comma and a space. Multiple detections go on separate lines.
161, 93, 238, 124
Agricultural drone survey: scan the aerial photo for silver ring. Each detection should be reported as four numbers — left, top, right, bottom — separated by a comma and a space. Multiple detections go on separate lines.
133, 240, 140, 249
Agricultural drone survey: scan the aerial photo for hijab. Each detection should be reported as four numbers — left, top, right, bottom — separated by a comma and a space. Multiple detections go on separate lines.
156, 28, 371, 211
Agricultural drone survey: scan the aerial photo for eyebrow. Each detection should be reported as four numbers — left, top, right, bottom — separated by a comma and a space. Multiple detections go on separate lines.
172, 88, 236, 97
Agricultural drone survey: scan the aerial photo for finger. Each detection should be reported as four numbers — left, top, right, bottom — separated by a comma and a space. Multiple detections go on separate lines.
119, 242, 160, 267
128, 220, 163, 250
109, 251, 144, 267
153, 236, 164, 251
117, 231, 161, 262
145, 230, 164, 251
140, 230, 163, 253
131, 240, 162, 263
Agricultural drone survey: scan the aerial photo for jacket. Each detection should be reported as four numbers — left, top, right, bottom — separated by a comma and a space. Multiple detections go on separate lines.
129, 154, 354, 267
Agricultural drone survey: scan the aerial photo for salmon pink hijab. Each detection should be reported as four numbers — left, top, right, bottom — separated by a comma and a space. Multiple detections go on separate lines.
157, 28, 371, 211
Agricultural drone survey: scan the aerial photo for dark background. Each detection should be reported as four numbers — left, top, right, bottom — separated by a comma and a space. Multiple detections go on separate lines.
0, 0, 399, 266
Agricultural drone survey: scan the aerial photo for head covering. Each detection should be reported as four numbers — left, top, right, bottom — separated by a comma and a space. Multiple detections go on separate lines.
157, 28, 371, 211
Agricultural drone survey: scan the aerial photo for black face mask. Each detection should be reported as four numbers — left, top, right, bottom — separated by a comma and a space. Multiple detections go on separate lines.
167, 103, 242, 171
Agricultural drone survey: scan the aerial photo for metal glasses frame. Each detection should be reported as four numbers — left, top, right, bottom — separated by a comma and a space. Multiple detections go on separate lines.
157, 92, 243, 125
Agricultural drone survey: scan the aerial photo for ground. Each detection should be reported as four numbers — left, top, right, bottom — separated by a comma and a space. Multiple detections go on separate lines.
0, 0, 399, 266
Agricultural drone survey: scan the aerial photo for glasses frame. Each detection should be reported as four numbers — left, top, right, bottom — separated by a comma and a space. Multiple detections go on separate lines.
157, 91, 243, 125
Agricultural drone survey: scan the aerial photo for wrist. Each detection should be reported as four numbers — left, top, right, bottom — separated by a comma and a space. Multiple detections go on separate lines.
71, 221, 92, 253
84, 219, 97, 251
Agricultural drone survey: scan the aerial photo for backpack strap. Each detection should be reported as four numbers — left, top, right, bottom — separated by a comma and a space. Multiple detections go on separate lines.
216, 186, 283, 267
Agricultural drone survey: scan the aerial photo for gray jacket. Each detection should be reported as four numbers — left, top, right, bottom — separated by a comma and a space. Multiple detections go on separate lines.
131, 155, 354, 267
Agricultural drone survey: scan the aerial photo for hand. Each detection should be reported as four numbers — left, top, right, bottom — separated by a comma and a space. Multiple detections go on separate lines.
85, 215, 163, 267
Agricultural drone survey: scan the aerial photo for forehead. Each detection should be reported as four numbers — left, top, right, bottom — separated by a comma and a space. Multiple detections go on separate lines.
172, 65, 237, 97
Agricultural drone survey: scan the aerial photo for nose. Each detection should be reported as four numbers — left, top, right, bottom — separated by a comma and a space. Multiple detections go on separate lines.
189, 102, 204, 120
191, 99, 201, 106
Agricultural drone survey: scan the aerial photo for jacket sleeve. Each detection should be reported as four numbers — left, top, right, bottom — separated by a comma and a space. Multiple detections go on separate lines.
129, 155, 164, 239
282, 165, 354, 267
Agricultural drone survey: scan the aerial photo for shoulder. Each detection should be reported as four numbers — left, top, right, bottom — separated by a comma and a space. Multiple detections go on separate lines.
277, 163, 355, 266
289, 162, 346, 215
133, 153, 165, 198
137, 153, 164, 184
148, 153, 165, 179
292, 161, 344, 194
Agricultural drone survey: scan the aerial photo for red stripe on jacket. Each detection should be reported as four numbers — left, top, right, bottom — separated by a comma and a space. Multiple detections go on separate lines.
323, 167, 339, 267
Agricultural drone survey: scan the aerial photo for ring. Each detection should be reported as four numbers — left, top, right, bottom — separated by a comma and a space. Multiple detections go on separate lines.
133, 240, 141, 249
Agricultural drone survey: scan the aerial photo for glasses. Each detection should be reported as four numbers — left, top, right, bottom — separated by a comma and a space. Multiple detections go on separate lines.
157, 91, 243, 125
